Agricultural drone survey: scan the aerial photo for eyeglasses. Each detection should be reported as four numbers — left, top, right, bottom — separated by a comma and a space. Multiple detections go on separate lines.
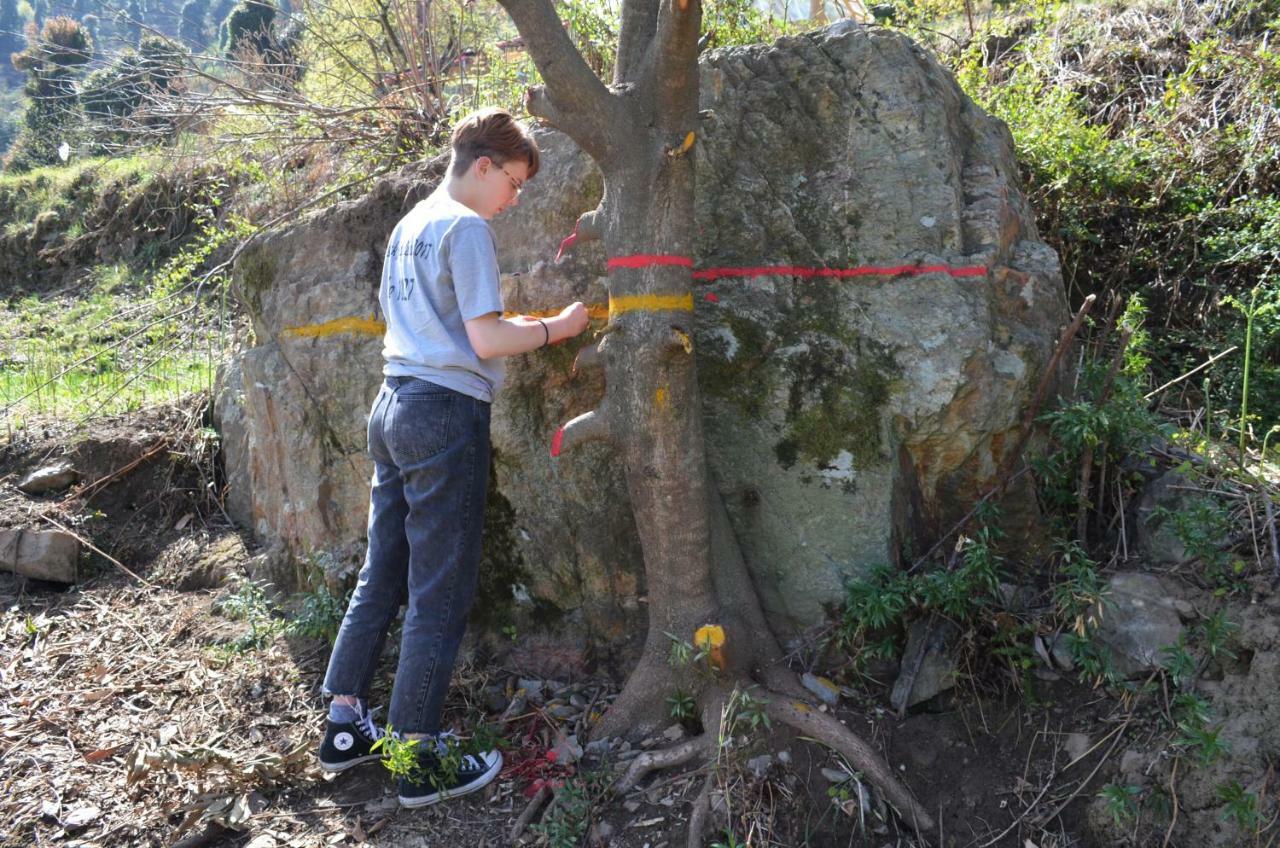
498, 165, 525, 195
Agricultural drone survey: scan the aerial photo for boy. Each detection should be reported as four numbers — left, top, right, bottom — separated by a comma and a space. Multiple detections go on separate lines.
317, 108, 589, 807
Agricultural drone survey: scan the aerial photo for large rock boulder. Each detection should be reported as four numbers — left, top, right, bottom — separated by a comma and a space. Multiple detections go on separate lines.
214, 21, 1067, 666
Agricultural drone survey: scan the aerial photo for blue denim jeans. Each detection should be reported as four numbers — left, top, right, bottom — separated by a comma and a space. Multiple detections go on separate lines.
323, 376, 491, 735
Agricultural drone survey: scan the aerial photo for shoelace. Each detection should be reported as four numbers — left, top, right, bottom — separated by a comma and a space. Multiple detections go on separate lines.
355, 705, 388, 742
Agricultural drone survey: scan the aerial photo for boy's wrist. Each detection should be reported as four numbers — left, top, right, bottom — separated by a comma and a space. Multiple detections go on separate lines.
537, 318, 551, 347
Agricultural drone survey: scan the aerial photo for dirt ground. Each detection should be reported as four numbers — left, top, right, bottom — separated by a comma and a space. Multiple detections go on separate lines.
0, 403, 1173, 848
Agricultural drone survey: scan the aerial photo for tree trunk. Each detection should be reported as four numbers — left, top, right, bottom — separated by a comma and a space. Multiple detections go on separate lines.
495, 0, 935, 835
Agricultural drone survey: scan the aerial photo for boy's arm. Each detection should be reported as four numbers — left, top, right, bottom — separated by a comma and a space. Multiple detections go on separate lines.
464, 302, 590, 359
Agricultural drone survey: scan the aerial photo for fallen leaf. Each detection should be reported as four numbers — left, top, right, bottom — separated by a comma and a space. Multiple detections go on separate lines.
62, 805, 101, 828
84, 744, 126, 763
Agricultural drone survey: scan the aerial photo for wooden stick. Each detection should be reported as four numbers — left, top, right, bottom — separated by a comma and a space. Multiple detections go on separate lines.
1145, 346, 1238, 401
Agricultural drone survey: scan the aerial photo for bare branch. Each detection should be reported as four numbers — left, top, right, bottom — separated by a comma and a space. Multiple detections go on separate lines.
495, 0, 622, 161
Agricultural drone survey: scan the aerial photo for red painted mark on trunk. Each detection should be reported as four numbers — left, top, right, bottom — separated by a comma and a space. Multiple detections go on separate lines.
555, 222, 580, 263
704, 292, 720, 302
607, 254, 695, 270
550, 426, 565, 458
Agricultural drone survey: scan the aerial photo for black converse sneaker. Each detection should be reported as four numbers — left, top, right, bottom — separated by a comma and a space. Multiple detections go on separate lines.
397, 741, 503, 808
318, 704, 389, 772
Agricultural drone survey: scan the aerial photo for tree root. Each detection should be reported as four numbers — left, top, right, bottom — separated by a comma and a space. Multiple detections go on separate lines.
616, 734, 714, 794
686, 772, 715, 848
764, 694, 936, 836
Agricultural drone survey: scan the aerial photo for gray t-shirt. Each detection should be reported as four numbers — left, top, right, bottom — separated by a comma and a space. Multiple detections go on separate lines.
380, 190, 504, 402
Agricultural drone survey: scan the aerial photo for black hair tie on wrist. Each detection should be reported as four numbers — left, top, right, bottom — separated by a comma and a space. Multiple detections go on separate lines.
537, 319, 549, 348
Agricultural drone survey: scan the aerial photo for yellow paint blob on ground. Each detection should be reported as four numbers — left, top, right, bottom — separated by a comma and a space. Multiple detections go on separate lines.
282, 315, 384, 339
655, 387, 668, 410
609, 292, 695, 319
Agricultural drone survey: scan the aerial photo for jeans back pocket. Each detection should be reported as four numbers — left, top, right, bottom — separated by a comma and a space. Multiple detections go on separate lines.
389, 388, 454, 465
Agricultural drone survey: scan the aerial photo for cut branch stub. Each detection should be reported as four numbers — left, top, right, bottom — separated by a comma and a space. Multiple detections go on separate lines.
572, 339, 605, 376
550, 407, 613, 457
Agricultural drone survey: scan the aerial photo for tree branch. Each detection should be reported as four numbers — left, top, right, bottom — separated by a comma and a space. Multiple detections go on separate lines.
496, 0, 622, 161
651, 0, 702, 129
550, 408, 613, 457
615, 0, 659, 86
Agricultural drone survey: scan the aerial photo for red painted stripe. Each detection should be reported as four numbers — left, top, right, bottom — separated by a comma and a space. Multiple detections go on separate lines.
550, 426, 564, 458
600, 251, 987, 280
692, 264, 988, 280
607, 254, 695, 270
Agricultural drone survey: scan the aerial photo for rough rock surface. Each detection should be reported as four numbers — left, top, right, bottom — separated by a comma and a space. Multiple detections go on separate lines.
1087, 593, 1277, 847
0, 529, 79, 583
1096, 571, 1184, 678
215, 22, 1066, 660
17, 462, 78, 495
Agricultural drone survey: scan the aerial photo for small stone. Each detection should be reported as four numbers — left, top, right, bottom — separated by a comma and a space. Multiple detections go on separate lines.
17, 462, 78, 495
1050, 633, 1076, 672
592, 821, 614, 841
0, 529, 79, 583
548, 704, 577, 720
746, 754, 772, 778
570, 694, 588, 709
801, 672, 841, 706
551, 733, 583, 764
1063, 732, 1090, 762
585, 739, 613, 756
624, 799, 642, 813
821, 767, 849, 783
482, 684, 509, 713
61, 805, 101, 829
661, 724, 685, 742
777, 749, 792, 765
518, 679, 545, 703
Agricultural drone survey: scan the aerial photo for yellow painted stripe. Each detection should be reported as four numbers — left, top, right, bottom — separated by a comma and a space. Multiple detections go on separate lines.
282, 306, 614, 340
283, 316, 385, 339
608, 292, 695, 319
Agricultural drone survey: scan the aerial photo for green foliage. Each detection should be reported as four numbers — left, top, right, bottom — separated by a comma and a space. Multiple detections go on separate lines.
1216, 780, 1261, 831
950, 2, 1280, 441
4, 16, 92, 171
371, 731, 421, 780
1175, 721, 1229, 766
212, 578, 289, 651
1150, 499, 1244, 593
667, 689, 696, 723
530, 770, 611, 848
221, 0, 276, 58
1198, 609, 1239, 661
288, 585, 350, 642
81, 36, 188, 155
723, 685, 771, 739
838, 508, 1005, 664
1099, 783, 1142, 827
1160, 634, 1197, 689
0, 196, 248, 422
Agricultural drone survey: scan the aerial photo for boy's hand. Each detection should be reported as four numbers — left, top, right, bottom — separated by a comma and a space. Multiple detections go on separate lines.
554, 302, 590, 342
